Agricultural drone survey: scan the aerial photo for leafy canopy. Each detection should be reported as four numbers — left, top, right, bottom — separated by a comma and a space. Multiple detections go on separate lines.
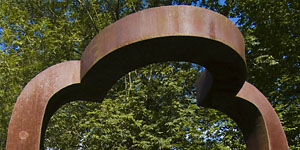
0, 0, 299, 149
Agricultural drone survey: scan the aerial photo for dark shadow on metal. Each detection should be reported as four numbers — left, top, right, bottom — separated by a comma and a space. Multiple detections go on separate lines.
6, 61, 81, 150
196, 70, 268, 149
6, 6, 288, 150
196, 69, 288, 149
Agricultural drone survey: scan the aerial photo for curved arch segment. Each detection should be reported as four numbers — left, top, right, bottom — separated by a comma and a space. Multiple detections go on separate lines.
236, 82, 289, 150
6, 61, 81, 150
196, 71, 288, 150
80, 6, 246, 101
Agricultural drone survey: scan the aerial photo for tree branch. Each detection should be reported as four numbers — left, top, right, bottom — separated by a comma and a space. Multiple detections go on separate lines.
77, 0, 99, 33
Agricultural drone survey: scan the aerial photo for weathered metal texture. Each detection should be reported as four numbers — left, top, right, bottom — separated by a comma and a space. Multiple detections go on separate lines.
196, 70, 289, 149
237, 82, 289, 149
80, 5, 246, 101
6, 61, 81, 150
6, 6, 288, 149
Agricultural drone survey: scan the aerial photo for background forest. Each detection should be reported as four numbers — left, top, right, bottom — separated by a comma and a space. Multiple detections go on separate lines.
0, 0, 299, 149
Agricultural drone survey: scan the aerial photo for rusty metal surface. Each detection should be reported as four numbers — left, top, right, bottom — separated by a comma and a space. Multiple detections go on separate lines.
196, 70, 288, 149
80, 5, 247, 101
6, 61, 80, 150
237, 82, 289, 149
6, 6, 288, 150
81, 6, 245, 78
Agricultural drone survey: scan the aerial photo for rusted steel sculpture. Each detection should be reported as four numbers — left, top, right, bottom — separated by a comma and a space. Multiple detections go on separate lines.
6, 6, 288, 150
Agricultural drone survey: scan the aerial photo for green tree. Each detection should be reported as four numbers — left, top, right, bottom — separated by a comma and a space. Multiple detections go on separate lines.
0, 0, 299, 149
233, 1, 300, 149
200, 0, 300, 149
45, 62, 245, 149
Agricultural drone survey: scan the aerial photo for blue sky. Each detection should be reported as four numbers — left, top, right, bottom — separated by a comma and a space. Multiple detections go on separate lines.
0, 28, 3, 51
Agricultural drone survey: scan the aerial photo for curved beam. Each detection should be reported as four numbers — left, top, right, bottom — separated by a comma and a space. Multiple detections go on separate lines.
237, 82, 288, 150
80, 5, 246, 101
6, 61, 81, 150
196, 70, 288, 149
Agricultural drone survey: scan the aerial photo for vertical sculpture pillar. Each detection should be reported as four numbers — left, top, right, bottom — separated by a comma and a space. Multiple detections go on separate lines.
6, 61, 81, 150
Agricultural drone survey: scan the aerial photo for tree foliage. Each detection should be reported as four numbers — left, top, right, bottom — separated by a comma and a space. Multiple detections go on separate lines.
45, 63, 244, 149
233, 1, 300, 149
0, 0, 299, 149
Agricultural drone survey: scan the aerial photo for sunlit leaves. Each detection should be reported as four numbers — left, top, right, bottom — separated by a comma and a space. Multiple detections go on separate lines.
1, 0, 299, 149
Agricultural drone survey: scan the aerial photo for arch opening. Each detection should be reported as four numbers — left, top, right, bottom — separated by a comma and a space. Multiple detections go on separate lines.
44, 62, 246, 149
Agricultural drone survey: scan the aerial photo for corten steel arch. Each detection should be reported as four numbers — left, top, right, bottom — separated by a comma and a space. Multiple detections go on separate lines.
6, 6, 288, 150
